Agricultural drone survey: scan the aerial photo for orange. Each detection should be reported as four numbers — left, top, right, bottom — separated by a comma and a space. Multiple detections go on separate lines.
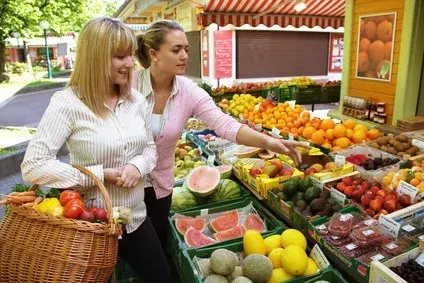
358, 51, 370, 73
322, 143, 332, 150
290, 128, 298, 134
321, 119, 335, 131
369, 40, 385, 63
282, 127, 290, 135
384, 41, 392, 60
377, 20, 393, 42
367, 129, 381, 140
301, 112, 311, 119
335, 137, 351, 149
302, 126, 317, 139
410, 178, 420, 187
354, 124, 368, 132
364, 20, 377, 41
311, 131, 326, 145
352, 130, 367, 144
333, 124, 347, 139
287, 122, 294, 129
343, 120, 356, 130
298, 126, 305, 135
360, 37, 371, 52
294, 120, 302, 128
301, 117, 309, 125
312, 122, 321, 130
332, 146, 342, 152
326, 129, 335, 141
347, 129, 354, 139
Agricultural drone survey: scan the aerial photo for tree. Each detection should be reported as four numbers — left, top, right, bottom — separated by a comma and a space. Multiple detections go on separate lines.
0, 0, 122, 82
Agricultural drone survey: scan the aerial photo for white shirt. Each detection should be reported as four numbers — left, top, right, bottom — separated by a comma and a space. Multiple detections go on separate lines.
21, 87, 157, 233
151, 114, 163, 138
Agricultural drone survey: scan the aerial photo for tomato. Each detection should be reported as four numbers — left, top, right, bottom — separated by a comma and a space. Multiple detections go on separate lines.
63, 199, 85, 219
59, 190, 82, 206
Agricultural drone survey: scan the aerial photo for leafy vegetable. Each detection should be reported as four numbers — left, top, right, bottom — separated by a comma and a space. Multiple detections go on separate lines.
11, 183, 44, 197
46, 188, 61, 199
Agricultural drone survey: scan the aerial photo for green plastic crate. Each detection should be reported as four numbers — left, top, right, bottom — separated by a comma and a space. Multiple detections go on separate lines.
292, 85, 322, 105
302, 266, 348, 283
167, 197, 285, 278
321, 85, 341, 103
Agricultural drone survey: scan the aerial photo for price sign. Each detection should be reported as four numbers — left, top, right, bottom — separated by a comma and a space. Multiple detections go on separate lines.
412, 139, 424, 149
287, 100, 296, 109
379, 215, 401, 238
415, 253, 424, 268
335, 155, 346, 167
331, 188, 346, 205
397, 180, 418, 199
310, 245, 330, 269
207, 155, 216, 166
312, 178, 324, 190
288, 133, 294, 141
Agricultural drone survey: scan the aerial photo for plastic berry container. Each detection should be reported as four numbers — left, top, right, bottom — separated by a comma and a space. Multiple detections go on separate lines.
352, 218, 378, 230
328, 213, 355, 238
358, 250, 391, 265
350, 226, 385, 247
315, 223, 329, 237
339, 243, 372, 258
324, 235, 352, 247
380, 238, 411, 257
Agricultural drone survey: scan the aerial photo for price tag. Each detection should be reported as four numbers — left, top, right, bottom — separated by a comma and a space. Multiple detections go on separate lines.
339, 213, 353, 222
181, 131, 187, 140
345, 243, 358, 250
312, 178, 324, 190
401, 224, 416, 232
418, 234, 424, 241
316, 224, 327, 230
362, 229, 375, 236
287, 100, 296, 109
397, 180, 419, 199
379, 215, 401, 238
288, 133, 294, 141
255, 124, 263, 132
415, 253, 424, 268
331, 235, 340, 240
272, 127, 281, 136
364, 219, 377, 226
301, 141, 311, 147
412, 139, 424, 149
200, 209, 209, 216
385, 243, 398, 250
310, 244, 330, 269
207, 155, 216, 166
331, 188, 346, 205
335, 155, 346, 167
371, 254, 386, 261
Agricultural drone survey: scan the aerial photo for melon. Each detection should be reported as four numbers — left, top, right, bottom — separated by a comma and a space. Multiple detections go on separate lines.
175, 217, 206, 235
216, 164, 232, 179
213, 225, 247, 241
204, 274, 228, 283
171, 186, 197, 211
242, 254, 273, 283
257, 149, 274, 160
210, 210, 239, 232
186, 166, 221, 197
234, 147, 262, 158
184, 227, 216, 248
244, 213, 266, 232
210, 249, 239, 276
210, 179, 241, 203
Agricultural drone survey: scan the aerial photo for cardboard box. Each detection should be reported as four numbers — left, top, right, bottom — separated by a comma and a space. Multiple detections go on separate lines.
257, 167, 304, 199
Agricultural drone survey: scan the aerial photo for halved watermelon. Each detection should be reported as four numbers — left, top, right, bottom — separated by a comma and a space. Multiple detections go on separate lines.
216, 164, 232, 179
184, 227, 216, 248
175, 217, 206, 235
186, 166, 220, 197
234, 146, 262, 158
213, 225, 247, 241
244, 213, 266, 232
209, 210, 239, 232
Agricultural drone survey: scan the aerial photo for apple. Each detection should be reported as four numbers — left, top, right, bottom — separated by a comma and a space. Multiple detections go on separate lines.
369, 198, 383, 211
79, 210, 95, 223
384, 200, 397, 213
342, 176, 354, 186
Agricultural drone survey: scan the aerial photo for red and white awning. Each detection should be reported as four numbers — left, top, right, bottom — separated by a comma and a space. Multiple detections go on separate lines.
202, 0, 345, 29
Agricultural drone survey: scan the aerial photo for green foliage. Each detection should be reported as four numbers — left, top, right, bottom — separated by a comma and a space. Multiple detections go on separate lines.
50, 59, 61, 72
8, 62, 27, 75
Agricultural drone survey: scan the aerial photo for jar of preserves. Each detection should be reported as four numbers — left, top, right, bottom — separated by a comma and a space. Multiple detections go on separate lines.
377, 103, 386, 113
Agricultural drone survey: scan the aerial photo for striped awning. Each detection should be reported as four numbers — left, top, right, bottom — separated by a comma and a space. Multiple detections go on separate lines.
201, 0, 345, 29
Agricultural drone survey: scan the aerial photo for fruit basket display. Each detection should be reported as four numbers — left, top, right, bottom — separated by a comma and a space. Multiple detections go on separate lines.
0, 165, 120, 283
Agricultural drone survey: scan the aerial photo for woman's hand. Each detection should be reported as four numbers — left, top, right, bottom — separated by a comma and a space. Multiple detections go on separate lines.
104, 168, 122, 184
116, 164, 141, 188
265, 138, 310, 168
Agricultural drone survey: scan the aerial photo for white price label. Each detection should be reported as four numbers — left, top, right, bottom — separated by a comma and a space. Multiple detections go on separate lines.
412, 139, 424, 149
316, 224, 327, 230
339, 213, 353, 222
255, 124, 263, 132
345, 243, 358, 250
331, 236, 340, 240
418, 234, 424, 241
385, 243, 398, 250
401, 224, 416, 232
331, 188, 347, 206
312, 178, 324, 190
379, 215, 401, 238
271, 127, 281, 136
200, 209, 209, 216
287, 100, 296, 109
362, 229, 375, 236
335, 155, 346, 166
310, 244, 330, 269
288, 133, 294, 141
397, 180, 418, 199
415, 253, 424, 268
181, 131, 187, 140
207, 155, 216, 166
364, 219, 377, 226
371, 254, 386, 261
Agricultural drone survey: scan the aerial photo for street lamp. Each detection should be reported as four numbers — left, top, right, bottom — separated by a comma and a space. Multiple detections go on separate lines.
39, 20, 52, 79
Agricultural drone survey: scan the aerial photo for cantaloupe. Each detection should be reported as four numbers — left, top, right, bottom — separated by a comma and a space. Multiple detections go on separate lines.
242, 254, 273, 283
210, 249, 239, 276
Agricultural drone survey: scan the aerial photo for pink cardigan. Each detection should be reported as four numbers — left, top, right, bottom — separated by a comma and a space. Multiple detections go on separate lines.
139, 74, 243, 198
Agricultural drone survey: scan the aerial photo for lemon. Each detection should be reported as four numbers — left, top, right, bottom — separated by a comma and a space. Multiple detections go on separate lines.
302, 258, 319, 276
281, 245, 308, 275
266, 268, 295, 283
280, 229, 307, 250
264, 235, 282, 255
243, 230, 266, 255
268, 248, 284, 269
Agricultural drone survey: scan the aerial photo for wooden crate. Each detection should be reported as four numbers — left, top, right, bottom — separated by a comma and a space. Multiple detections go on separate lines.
397, 116, 424, 131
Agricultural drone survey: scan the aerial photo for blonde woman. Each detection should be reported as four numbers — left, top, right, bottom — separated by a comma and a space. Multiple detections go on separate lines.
22, 17, 171, 282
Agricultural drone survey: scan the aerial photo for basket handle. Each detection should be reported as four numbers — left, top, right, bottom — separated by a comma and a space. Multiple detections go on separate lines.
29, 164, 113, 225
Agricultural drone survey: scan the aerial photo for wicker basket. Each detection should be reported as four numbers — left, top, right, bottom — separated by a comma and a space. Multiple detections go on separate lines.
0, 165, 119, 283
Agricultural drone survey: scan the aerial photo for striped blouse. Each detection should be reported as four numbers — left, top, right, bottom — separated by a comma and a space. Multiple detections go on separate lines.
21, 87, 157, 233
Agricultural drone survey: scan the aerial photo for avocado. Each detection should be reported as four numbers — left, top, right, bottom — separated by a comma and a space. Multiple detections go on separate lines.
328, 197, 338, 206
291, 176, 302, 188
323, 203, 333, 216
320, 189, 331, 200
299, 177, 313, 192
310, 198, 326, 213
291, 192, 305, 203
305, 187, 321, 202
285, 201, 295, 207
277, 192, 290, 201
296, 200, 308, 211
302, 209, 313, 217
332, 204, 342, 212
283, 180, 297, 197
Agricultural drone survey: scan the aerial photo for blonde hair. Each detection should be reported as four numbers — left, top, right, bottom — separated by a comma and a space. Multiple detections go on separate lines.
67, 17, 136, 117
135, 20, 184, 68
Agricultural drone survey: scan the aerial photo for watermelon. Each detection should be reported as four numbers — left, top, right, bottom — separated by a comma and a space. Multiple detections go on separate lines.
234, 146, 262, 158
210, 210, 239, 232
184, 227, 216, 248
216, 164, 232, 179
213, 225, 247, 241
210, 179, 241, 203
171, 186, 197, 211
175, 217, 206, 235
244, 213, 266, 232
186, 166, 221, 197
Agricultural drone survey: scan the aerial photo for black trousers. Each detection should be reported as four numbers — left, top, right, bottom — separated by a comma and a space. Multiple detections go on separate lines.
144, 187, 173, 250
118, 217, 171, 283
